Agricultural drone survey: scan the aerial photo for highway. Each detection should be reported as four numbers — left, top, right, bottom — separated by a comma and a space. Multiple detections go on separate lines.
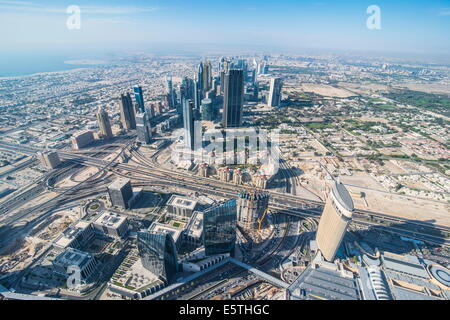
55, 150, 450, 245
0, 139, 448, 248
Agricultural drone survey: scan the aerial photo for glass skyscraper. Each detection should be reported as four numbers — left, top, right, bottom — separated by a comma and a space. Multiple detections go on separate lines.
137, 231, 178, 284
203, 199, 237, 256
222, 69, 244, 128
182, 98, 195, 151
134, 86, 145, 113
119, 93, 136, 130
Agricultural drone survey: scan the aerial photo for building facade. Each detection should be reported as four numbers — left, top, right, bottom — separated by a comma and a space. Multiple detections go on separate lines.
107, 178, 134, 209
222, 69, 244, 128
71, 130, 94, 150
134, 86, 145, 113
136, 112, 152, 144
37, 151, 61, 169
203, 199, 237, 256
316, 181, 354, 262
96, 107, 113, 140
268, 77, 283, 107
182, 98, 195, 150
119, 93, 136, 130
137, 231, 178, 284
237, 191, 270, 229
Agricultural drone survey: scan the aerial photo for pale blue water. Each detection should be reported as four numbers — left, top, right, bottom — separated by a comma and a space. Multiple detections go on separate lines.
0, 51, 110, 78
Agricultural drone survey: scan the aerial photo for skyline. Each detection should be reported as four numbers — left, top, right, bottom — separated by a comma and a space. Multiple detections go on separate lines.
1, 0, 450, 59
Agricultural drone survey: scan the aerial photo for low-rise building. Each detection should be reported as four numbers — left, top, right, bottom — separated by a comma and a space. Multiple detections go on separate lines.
166, 195, 198, 218
53, 220, 94, 251
92, 211, 129, 239
52, 248, 98, 285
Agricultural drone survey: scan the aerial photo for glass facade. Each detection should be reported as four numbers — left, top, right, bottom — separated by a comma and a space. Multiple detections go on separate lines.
134, 86, 145, 113
137, 231, 178, 284
203, 199, 237, 256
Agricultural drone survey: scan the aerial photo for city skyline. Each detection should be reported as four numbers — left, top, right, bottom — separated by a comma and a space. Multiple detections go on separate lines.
0, 1, 449, 305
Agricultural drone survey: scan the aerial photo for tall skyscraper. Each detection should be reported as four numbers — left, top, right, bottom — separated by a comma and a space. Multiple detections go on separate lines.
201, 98, 215, 121
134, 86, 145, 113
219, 58, 229, 94
166, 77, 175, 110
198, 60, 212, 95
180, 77, 196, 102
96, 107, 113, 140
136, 112, 152, 144
119, 93, 136, 130
268, 78, 283, 107
203, 199, 237, 256
182, 98, 195, 151
222, 69, 244, 128
137, 231, 178, 284
316, 181, 354, 262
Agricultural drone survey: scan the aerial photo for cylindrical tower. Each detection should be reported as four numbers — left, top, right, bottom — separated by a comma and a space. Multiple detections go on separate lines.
316, 181, 354, 262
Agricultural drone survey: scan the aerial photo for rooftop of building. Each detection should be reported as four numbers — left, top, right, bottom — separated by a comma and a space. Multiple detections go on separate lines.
288, 264, 361, 300
73, 130, 93, 138
167, 195, 198, 211
381, 252, 430, 279
54, 220, 91, 248
93, 211, 127, 229
332, 180, 354, 212
53, 248, 93, 268
183, 211, 203, 239
148, 222, 183, 243
108, 178, 131, 191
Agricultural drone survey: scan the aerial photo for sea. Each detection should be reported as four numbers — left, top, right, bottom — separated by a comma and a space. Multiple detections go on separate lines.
0, 51, 109, 78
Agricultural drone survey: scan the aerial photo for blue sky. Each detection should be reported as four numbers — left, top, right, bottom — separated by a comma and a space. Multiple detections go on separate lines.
1, 0, 449, 57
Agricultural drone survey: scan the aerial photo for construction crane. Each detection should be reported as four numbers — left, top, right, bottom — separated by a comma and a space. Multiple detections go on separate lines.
257, 207, 269, 232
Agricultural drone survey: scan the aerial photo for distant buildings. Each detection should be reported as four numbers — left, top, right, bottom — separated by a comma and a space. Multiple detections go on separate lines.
137, 231, 178, 284
107, 178, 134, 209
268, 77, 283, 107
136, 112, 152, 144
37, 151, 61, 169
133, 86, 145, 113
96, 107, 113, 140
119, 93, 136, 130
203, 199, 237, 256
237, 191, 270, 230
71, 130, 94, 150
222, 69, 244, 128
316, 181, 354, 262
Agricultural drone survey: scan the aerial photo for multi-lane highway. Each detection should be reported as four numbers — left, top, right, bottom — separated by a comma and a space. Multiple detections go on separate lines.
0, 139, 449, 248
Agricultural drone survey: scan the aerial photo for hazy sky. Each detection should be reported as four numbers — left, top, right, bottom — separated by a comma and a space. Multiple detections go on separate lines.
1, 0, 450, 57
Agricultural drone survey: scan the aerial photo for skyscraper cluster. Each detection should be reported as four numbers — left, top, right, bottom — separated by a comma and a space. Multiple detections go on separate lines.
115, 86, 153, 145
